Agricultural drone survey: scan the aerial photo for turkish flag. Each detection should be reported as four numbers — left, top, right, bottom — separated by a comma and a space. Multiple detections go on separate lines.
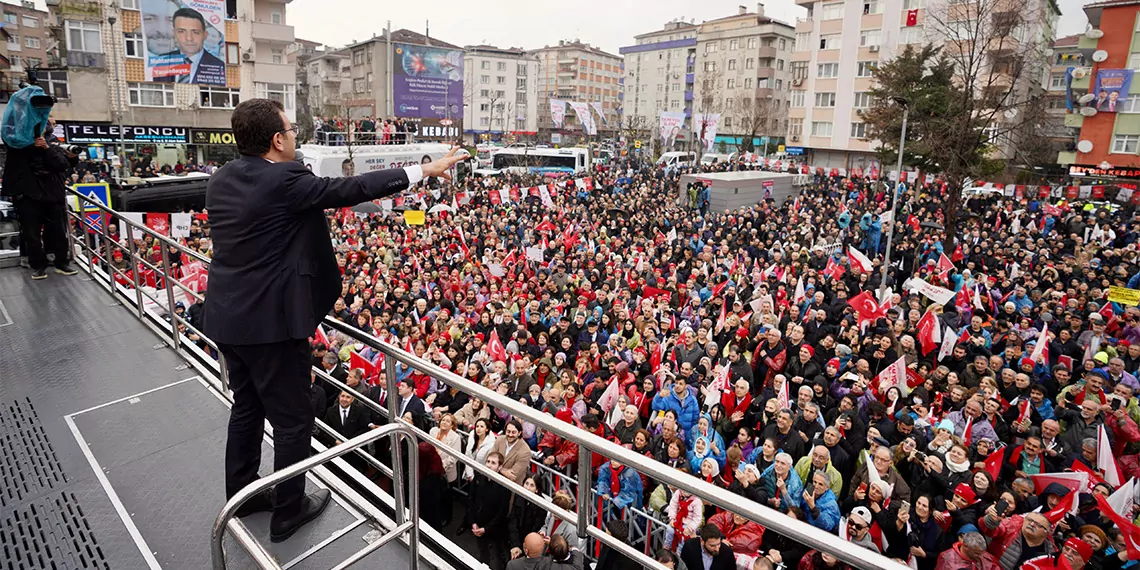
535, 220, 557, 232
643, 286, 671, 301
1095, 494, 1140, 559
1042, 490, 1078, 524
1022, 555, 1073, 570
906, 9, 919, 25
937, 253, 955, 276
823, 257, 846, 280
487, 329, 509, 362
848, 291, 888, 324
875, 356, 909, 397
349, 351, 376, 380
1031, 471, 1089, 495
916, 309, 940, 355
489, 190, 501, 205
983, 448, 1004, 480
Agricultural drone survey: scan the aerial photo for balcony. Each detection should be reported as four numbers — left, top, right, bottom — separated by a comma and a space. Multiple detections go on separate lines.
66, 51, 105, 68
758, 46, 778, 58
684, 91, 693, 101
685, 72, 694, 83
253, 61, 295, 84
1057, 150, 1077, 165
1063, 113, 1084, 128
251, 21, 294, 44
557, 57, 575, 65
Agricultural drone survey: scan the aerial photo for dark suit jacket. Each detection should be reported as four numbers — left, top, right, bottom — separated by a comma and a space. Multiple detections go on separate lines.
154, 49, 226, 84
322, 403, 371, 441
202, 156, 410, 345
396, 394, 427, 418
680, 537, 735, 570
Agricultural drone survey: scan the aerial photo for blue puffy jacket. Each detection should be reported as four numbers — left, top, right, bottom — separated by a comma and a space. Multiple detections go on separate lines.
651, 389, 702, 433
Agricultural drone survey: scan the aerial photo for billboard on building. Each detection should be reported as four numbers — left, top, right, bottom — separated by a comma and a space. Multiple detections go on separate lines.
392, 43, 464, 120
1093, 69, 1134, 113
140, 0, 227, 86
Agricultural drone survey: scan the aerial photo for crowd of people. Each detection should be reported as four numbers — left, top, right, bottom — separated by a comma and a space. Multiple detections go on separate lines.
311, 115, 418, 146
110, 148, 1140, 570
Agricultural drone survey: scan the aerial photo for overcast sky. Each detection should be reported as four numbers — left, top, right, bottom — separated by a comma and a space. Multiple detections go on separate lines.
27, 0, 1090, 54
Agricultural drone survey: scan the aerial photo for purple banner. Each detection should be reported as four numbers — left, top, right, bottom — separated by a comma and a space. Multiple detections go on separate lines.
393, 43, 464, 120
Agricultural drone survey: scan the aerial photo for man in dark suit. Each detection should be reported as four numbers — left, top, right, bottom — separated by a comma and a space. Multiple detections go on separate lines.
680, 525, 735, 570
468, 452, 511, 570
203, 98, 464, 543
321, 391, 372, 443
394, 378, 427, 420
154, 7, 225, 85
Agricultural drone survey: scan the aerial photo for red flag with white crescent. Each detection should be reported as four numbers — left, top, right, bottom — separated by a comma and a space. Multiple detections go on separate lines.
916, 309, 939, 355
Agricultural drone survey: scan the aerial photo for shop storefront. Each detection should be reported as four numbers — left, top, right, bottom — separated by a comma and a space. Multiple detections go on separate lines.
61, 122, 237, 170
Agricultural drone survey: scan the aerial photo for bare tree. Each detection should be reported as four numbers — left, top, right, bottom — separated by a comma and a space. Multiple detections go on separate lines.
860, 0, 1053, 253
619, 113, 651, 157
732, 97, 781, 154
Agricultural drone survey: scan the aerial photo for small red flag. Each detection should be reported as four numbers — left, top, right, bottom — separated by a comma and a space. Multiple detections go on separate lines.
983, 447, 1003, 480
905, 9, 919, 26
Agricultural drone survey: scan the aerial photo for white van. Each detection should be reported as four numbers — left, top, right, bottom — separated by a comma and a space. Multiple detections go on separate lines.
656, 151, 696, 168
700, 153, 732, 166
298, 142, 460, 177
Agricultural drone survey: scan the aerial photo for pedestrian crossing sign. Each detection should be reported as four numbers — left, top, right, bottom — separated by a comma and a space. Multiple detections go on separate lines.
68, 183, 111, 214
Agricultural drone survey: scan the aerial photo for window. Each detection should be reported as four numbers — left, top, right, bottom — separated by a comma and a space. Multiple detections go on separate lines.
705, 42, 718, 53
811, 121, 834, 136
815, 92, 836, 107
352, 50, 364, 65
121, 0, 139, 8
1129, 53, 1140, 71
775, 79, 783, 89
496, 76, 505, 84
517, 77, 526, 89
792, 91, 805, 107
480, 89, 489, 97
729, 39, 739, 50
744, 78, 753, 88
727, 78, 736, 89
820, 34, 841, 50
822, 3, 844, 19
517, 63, 528, 76
860, 29, 882, 47
481, 75, 490, 84
479, 103, 489, 111
1049, 74, 1066, 89
6, 33, 18, 52
1113, 134, 1139, 154
791, 61, 808, 79
857, 61, 877, 77
795, 32, 810, 50
725, 97, 734, 107
724, 117, 733, 128
255, 82, 294, 110
949, 20, 976, 40
124, 33, 143, 57
789, 118, 803, 136
703, 61, 717, 72
864, 0, 882, 14
271, 48, 283, 64
853, 92, 873, 107
748, 38, 757, 49
24, 36, 39, 49
200, 86, 240, 108
817, 63, 839, 78
899, 26, 924, 44
66, 20, 101, 53
904, 0, 924, 8
25, 57, 39, 67
1121, 94, 1140, 113
8, 56, 19, 68
481, 61, 490, 70
779, 39, 787, 50
480, 117, 489, 126
226, 44, 239, 64
497, 62, 506, 71
353, 78, 365, 92
728, 59, 737, 70
851, 122, 868, 138
3, 13, 15, 24
746, 58, 755, 69
22, 15, 36, 28
777, 59, 784, 70
128, 82, 174, 107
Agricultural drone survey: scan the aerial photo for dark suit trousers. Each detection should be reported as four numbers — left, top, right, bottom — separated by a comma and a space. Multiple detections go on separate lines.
220, 338, 313, 520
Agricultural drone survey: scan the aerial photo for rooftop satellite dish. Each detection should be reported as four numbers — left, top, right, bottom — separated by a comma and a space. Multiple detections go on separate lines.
1079, 93, 1096, 104
1080, 106, 1098, 117
1086, 28, 1104, 39
1073, 68, 1088, 79
1077, 139, 1094, 153
1093, 50, 1109, 62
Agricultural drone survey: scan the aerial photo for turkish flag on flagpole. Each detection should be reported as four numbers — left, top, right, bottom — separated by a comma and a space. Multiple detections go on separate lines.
938, 326, 957, 361
793, 276, 806, 304
487, 329, 509, 362
937, 252, 955, 276
598, 376, 622, 414
1099, 424, 1124, 487
916, 309, 940, 355
716, 301, 727, 333
983, 447, 1004, 480
848, 246, 874, 273
1095, 493, 1140, 559
1030, 325, 1049, 364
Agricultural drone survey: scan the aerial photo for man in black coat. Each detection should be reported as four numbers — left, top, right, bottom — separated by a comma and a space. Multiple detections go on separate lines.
203, 98, 464, 542
468, 451, 511, 570
680, 525, 736, 570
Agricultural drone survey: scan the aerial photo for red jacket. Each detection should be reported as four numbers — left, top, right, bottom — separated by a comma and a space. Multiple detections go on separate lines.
935, 543, 1000, 570
708, 511, 764, 556
721, 390, 752, 419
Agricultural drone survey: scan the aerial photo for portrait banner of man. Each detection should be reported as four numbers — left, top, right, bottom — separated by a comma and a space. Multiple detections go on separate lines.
141, 0, 227, 86
1093, 69, 1133, 114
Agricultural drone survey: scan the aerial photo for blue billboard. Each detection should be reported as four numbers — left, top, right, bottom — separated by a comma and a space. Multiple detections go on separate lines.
393, 43, 464, 120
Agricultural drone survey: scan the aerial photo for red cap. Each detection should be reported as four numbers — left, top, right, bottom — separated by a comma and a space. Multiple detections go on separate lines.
953, 483, 976, 504
1065, 537, 1093, 562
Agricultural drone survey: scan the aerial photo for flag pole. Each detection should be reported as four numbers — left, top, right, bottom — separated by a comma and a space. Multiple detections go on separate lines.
879, 97, 909, 301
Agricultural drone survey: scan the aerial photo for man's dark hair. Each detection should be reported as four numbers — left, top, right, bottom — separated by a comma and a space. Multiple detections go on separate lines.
231, 99, 285, 156
605, 519, 629, 541
172, 7, 207, 31
506, 419, 523, 433
699, 524, 723, 542
548, 534, 569, 560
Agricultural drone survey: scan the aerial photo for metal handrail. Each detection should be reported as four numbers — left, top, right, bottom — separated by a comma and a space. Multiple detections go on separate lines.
210, 423, 419, 570
63, 187, 911, 570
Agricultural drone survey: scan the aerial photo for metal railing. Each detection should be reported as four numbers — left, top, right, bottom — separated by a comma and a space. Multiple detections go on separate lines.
62, 187, 912, 570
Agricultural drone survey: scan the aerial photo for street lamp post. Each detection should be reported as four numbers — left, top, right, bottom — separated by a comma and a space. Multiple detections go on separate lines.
878, 96, 909, 301
108, 14, 127, 180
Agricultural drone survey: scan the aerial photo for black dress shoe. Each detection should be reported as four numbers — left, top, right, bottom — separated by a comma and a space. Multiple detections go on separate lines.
234, 490, 274, 518
269, 489, 331, 543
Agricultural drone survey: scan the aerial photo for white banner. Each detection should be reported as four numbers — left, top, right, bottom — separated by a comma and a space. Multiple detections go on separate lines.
567, 101, 596, 135
691, 113, 721, 152
590, 101, 609, 125
659, 111, 686, 146
903, 277, 956, 306
170, 213, 192, 238
549, 99, 567, 129
525, 246, 544, 262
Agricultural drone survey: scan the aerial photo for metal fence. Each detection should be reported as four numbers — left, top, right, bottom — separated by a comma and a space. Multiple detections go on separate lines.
63, 188, 912, 570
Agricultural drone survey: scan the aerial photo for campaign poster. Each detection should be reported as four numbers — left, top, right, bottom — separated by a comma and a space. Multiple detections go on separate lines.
140, 0, 226, 86
550, 99, 567, 129
1093, 69, 1134, 113
393, 43, 464, 119
659, 111, 686, 147
692, 113, 721, 152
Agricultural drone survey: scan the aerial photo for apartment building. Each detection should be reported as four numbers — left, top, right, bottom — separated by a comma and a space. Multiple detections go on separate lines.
790, 0, 1058, 169
42, 0, 295, 167
693, 4, 795, 152
1043, 35, 1082, 156
335, 30, 464, 141
301, 49, 349, 121
619, 20, 698, 139
463, 45, 539, 143
0, 0, 50, 97
531, 40, 622, 140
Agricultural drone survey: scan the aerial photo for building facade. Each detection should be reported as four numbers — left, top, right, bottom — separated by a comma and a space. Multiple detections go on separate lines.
42, 0, 295, 168
789, 0, 1057, 169
693, 5, 795, 153
1057, 0, 1140, 180
530, 40, 622, 141
463, 45, 539, 143
0, 0, 51, 98
618, 20, 698, 143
